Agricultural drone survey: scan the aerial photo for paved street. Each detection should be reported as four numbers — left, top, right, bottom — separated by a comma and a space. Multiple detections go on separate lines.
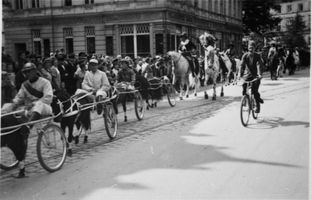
0, 69, 309, 200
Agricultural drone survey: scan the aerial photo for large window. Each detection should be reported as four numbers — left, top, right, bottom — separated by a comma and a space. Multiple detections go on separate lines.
287, 5, 292, 12
156, 34, 164, 55
137, 35, 150, 57
298, 3, 303, 11
64, 28, 74, 54
120, 24, 150, 58
121, 36, 134, 58
65, 0, 72, 6
85, 26, 95, 54
65, 39, 74, 54
32, 0, 40, 8
85, 0, 94, 4
106, 36, 113, 56
32, 30, 41, 56
43, 39, 50, 58
15, 0, 23, 9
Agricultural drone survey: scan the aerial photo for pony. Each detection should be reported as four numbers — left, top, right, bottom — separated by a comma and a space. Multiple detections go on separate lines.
115, 74, 150, 122
51, 89, 92, 156
167, 51, 194, 100
199, 32, 224, 100
1, 113, 30, 178
218, 52, 242, 85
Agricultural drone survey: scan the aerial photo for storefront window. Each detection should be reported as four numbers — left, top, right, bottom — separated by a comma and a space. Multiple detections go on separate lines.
156, 34, 164, 55
121, 36, 134, 58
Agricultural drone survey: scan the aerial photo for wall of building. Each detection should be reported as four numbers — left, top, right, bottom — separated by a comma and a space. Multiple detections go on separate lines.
3, 0, 243, 59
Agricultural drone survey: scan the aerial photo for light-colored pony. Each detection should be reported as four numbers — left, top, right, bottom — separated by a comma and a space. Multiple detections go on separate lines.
199, 33, 224, 100
167, 51, 192, 100
218, 52, 242, 85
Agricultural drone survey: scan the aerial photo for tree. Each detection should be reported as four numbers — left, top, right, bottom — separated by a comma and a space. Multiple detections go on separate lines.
242, 0, 281, 36
282, 13, 307, 49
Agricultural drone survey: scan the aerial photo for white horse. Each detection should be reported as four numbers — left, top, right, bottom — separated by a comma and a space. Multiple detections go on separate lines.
218, 52, 242, 85
167, 51, 192, 100
199, 33, 224, 100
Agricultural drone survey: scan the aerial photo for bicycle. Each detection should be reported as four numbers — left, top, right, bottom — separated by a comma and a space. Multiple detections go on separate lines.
240, 77, 261, 127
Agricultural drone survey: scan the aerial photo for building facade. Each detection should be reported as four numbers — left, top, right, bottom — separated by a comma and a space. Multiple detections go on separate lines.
273, 0, 310, 48
3, 0, 243, 60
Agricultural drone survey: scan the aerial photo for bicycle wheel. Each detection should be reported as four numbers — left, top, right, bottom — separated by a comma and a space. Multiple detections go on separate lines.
104, 103, 118, 139
37, 123, 67, 172
0, 146, 19, 170
167, 84, 177, 107
134, 92, 145, 120
251, 95, 259, 119
240, 95, 250, 127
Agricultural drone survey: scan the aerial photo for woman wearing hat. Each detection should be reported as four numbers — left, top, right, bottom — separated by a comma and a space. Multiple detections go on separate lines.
178, 32, 197, 77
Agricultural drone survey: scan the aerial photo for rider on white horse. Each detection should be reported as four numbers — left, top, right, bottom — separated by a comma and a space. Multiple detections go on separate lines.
178, 32, 198, 78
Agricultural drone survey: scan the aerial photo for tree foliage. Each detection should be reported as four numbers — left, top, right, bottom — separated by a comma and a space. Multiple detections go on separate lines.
242, 0, 281, 36
282, 13, 307, 49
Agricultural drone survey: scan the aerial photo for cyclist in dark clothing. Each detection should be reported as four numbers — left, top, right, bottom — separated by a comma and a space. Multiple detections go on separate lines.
240, 40, 264, 113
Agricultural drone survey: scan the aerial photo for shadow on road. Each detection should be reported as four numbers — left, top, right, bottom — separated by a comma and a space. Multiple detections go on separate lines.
247, 116, 309, 129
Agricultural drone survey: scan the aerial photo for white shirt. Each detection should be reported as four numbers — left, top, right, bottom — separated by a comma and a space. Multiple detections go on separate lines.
82, 70, 110, 91
13, 77, 53, 106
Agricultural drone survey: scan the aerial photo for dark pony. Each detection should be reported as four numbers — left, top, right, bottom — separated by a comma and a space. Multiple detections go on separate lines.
1, 113, 29, 177
115, 74, 150, 122
51, 89, 92, 156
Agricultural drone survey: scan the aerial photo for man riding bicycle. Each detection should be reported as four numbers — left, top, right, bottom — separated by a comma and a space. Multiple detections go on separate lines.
75, 58, 111, 115
239, 40, 264, 113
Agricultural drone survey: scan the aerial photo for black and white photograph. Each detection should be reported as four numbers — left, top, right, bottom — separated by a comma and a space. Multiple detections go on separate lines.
0, 0, 310, 199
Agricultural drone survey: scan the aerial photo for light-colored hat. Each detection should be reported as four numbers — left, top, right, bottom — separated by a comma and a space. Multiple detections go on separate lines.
89, 59, 98, 64
22, 62, 36, 72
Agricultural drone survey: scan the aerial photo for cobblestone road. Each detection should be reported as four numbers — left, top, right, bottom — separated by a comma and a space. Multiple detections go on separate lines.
0, 83, 241, 184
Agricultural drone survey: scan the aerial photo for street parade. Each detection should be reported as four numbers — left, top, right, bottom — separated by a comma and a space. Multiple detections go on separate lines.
1, 0, 310, 199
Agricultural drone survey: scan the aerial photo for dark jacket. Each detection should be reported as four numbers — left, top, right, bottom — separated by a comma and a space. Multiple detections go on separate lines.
240, 52, 263, 80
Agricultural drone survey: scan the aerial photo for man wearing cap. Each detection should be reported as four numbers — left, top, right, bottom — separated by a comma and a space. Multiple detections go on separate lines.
239, 40, 264, 113
78, 58, 111, 115
2, 62, 54, 126
178, 32, 198, 77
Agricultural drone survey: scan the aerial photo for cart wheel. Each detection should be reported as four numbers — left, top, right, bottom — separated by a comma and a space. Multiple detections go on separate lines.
37, 123, 67, 172
0, 146, 19, 170
104, 103, 118, 139
134, 92, 145, 120
240, 95, 250, 127
167, 84, 177, 107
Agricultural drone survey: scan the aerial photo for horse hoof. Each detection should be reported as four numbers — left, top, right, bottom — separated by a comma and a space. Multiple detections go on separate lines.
74, 136, 79, 145
180, 97, 183, 100
83, 136, 88, 144
212, 96, 216, 100
186, 95, 189, 98
204, 94, 208, 99
220, 92, 224, 97
194, 93, 197, 97
124, 116, 128, 122
67, 149, 72, 157
154, 102, 157, 107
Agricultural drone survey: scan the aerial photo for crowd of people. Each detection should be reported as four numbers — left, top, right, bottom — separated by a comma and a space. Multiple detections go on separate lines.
1, 49, 170, 107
